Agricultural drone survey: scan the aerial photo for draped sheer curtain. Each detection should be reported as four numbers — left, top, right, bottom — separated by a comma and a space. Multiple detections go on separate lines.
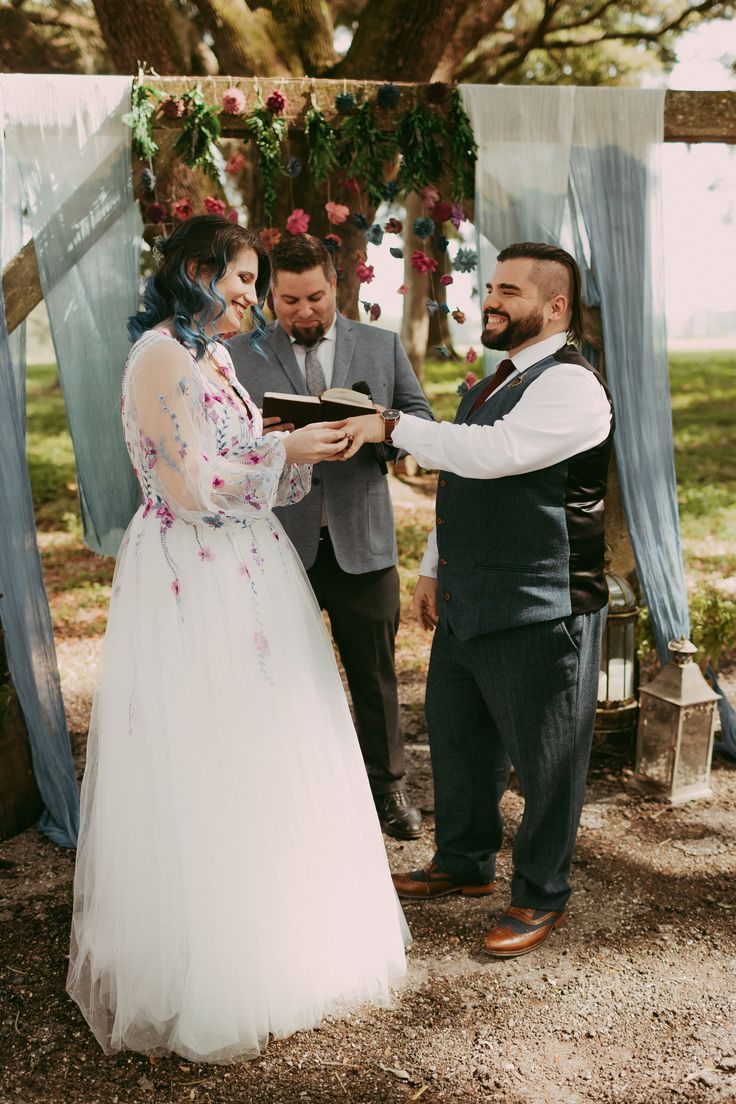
460, 85, 735, 756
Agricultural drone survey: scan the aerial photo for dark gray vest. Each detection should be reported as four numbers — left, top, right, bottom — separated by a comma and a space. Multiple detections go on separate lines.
435, 345, 614, 641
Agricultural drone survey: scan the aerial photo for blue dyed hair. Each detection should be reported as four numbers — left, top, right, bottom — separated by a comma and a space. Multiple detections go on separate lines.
128, 215, 270, 358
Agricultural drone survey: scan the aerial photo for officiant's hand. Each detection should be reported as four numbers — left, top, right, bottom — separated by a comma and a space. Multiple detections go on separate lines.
338, 412, 385, 460
262, 414, 295, 434
413, 576, 439, 631
283, 420, 350, 465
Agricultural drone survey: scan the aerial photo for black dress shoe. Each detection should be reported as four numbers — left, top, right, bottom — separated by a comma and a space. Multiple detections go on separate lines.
375, 789, 422, 840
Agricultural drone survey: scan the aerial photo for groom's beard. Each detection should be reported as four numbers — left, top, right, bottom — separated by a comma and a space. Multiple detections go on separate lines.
291, 322, 326, 347
481, 307, 545, 351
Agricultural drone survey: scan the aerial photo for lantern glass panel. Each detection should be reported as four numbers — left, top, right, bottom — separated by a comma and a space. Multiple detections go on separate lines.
602, 622, 635, 702
673, 704, 714, 791
638, 696, 676, 785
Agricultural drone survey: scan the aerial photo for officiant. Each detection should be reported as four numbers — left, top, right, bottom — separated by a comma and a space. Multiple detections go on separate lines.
229, 234, 433, 840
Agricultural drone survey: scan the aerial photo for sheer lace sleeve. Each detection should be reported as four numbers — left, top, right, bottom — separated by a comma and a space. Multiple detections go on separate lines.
124, 333, 310, 523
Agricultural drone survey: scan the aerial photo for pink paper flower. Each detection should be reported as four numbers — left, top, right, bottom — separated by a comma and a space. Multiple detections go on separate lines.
259, 227, 282, 249
222, 87, 246, 115
451, 203, 467, 228
420, 185, 440, 210
369, 303, 381, 321
411, 250, 437, 275
355, 262, 375, 284
465, 348, 479, 364
464, 370, 478, 386
144, 202, 168, 223
227, 209, 239, 223
204, 196, 227, 216
286, 208, 310, 234
397, 284, 409, 295
171, 197, 194, 221
161, 97, 185, 119
325, 201, 350, 226
432, 202, 453, 223
384, 218, 403, 234
345, 178, 361, 195
225, 150, 246, 174
452, 309, 466, 324
440, 274, 454, 286
265, 90, 286, 114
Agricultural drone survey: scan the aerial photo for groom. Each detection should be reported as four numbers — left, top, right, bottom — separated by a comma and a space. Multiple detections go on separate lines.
338, 242, 614, 957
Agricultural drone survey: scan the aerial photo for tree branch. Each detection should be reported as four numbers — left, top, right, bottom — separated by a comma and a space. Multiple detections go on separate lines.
431, 0, 516, 82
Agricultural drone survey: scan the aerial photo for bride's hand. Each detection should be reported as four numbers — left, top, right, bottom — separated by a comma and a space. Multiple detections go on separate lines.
282, 420, 350, 465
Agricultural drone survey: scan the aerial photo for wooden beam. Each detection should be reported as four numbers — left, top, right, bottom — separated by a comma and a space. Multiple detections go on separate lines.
3, 85, 735, 334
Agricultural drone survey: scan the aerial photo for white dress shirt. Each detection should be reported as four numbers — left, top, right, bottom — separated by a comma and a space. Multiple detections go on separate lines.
393, 332, 613, 578
289, 316, 338, 387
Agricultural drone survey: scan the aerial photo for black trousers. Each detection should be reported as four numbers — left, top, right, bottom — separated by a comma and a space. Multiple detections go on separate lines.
425, 609, 606, 911
307, 530, 405, 796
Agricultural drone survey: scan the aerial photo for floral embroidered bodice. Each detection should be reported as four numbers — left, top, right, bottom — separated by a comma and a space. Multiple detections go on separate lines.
121, 330, 311, 530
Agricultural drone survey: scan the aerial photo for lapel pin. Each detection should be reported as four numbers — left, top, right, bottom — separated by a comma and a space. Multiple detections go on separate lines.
509, 376, 524, 388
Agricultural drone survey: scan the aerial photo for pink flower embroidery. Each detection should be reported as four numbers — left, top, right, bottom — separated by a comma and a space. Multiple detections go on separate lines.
411, 250, 437, 275
222, 87, 246, 115
355, 262, 375, 284
142, 497, 154, 518
325, 201, 350, 226
254, 630, 270, 655
225, 150, 246, 175
286, 208, 310, 235
198, 547, 215, 562
204, 196, 227, 216
171, 579, 180, 598
212, 475, 225, 489
239, 563, 251, 578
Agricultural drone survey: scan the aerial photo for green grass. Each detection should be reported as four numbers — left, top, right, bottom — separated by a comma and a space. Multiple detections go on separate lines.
26, 363, 80, 531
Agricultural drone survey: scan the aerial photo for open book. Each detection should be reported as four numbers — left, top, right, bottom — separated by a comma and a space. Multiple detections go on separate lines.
262, 387, 375, 429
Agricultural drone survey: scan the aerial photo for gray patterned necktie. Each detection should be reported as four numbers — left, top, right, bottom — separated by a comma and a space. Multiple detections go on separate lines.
304, 341, 326, 397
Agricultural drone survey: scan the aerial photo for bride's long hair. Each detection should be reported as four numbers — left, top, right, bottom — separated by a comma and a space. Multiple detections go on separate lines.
128, 216, 270, 358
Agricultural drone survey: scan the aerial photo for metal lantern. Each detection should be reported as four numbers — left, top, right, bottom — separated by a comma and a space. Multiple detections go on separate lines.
635, 637, 720, 804
594, 570, 639, 759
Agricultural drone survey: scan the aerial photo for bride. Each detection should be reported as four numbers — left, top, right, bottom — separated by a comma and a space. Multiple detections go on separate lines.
66, 214, 408, 1063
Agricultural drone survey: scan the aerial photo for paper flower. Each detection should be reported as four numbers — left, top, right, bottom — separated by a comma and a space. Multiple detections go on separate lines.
285, 156, 302, 178
140, 168, 156, 194
440, 303, 451, 315
451, 204, 467, 228
377, 83, 401, 109
227, 209, 239, 223
389, 246, 404, 259
366, 224, 384, 246
384, 218, 403, 235
162, 97, 186, 119
361, 300, 372, 313
145, 202, 168, 223
412, 216, 435, 240
325, 201, 350, 226
355, 262, 375, 284
171, 197, 194, 221
322, 234, 341, 254
286, 208, 310, 234
465, 348, 479, 364
453, 248, 478, 273
435, 345, 452, 359
432, 202, 453, 224
382, 181, 400, 201
336, 92, 357, 115
345, 178, 361, 195
259, 227, 282, 249
435, 236, 450, 253
204, 196, 227, 216
426, 299, 438, 315
350, 212, 369, 231
265, 90, 287, 115
222, 87, 246, 115
397, 284, 409, 295
224, 150, 246, 175
452, 309, 466, 324
457, 370, 478, 395
369, 303, 382, 321
412, 250, 438, 275
440, 274, 454, 286
420, 185, 440, 210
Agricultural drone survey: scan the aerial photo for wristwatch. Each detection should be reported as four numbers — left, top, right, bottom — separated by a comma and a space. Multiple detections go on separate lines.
379, 408, 401, 444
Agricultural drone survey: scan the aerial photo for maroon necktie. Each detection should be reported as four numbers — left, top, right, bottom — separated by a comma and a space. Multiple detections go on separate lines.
468, 358, 516, 417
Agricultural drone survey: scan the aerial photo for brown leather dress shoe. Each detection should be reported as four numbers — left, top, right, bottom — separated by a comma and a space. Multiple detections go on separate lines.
481, 906, 565, 958
392, 863, 496, 900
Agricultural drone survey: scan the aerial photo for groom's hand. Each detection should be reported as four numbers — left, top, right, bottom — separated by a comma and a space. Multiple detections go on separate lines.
413, 575, 439, 631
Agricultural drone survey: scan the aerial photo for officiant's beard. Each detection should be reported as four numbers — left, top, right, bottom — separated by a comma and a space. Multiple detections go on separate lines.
291, 322, 326, 348
481, 306, 545, 351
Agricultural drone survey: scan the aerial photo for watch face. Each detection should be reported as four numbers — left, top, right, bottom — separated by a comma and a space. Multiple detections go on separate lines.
382, 409, 401, 421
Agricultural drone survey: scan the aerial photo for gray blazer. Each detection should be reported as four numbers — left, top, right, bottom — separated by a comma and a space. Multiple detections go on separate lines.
229, 315, 433, 572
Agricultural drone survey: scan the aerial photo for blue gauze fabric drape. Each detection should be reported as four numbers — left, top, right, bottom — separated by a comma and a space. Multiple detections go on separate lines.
3, 75, 142, 558
460, 84, 735, 757
0, 80, 79, 846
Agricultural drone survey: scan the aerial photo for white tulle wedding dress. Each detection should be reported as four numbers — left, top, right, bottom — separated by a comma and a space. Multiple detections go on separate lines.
66, 330, 408, 1063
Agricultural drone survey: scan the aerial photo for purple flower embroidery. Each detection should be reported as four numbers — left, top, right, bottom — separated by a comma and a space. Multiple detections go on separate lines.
156, 503, 175, 530
139, 432, 158, 469
246, 452, 263, 464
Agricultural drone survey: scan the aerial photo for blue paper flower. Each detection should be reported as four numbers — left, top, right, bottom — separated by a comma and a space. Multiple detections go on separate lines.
412, 216, 435, 240
382, 180, 400, 201
453, 248, 479, 273
285, 157, 302, 178
361, 300, 372, 314
141, 168, 157, 194
426, 299, 439, 315
435, 235, 450, 253
366, 223, 384, 246
350, 212, 369, 231
321, 236, 340, 255
377, 83, 401, 109
435, 345, 452, 359
335, 92, 357, 115
389, 246, 404, 259
440, 303, 451, 315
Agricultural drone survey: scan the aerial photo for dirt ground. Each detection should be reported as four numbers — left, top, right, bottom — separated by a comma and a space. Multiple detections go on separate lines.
2, 482, 736, 1104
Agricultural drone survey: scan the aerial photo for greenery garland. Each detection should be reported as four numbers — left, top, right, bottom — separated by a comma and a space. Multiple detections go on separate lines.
173, 85, 222, 181
395, 102, 445, 194
446, 89, 477, 201
122, 75, 162, 162
246, 106, 287, 224
304, 96, 338, 185
337, 102, 397, 207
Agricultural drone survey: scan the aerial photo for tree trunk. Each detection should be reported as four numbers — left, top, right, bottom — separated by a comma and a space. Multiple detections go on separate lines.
334, 0, 472, 81
195, 0, 293, 76
92, 0, 189, 74
431, 0, 515, 82
400, 193, 429, 381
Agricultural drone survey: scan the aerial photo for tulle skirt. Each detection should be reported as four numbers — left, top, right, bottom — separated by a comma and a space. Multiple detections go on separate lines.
67, 507, 408, 1063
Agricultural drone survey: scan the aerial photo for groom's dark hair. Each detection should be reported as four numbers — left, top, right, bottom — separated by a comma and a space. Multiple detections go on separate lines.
497, 242, 583, 344
270, 234, 336, 284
